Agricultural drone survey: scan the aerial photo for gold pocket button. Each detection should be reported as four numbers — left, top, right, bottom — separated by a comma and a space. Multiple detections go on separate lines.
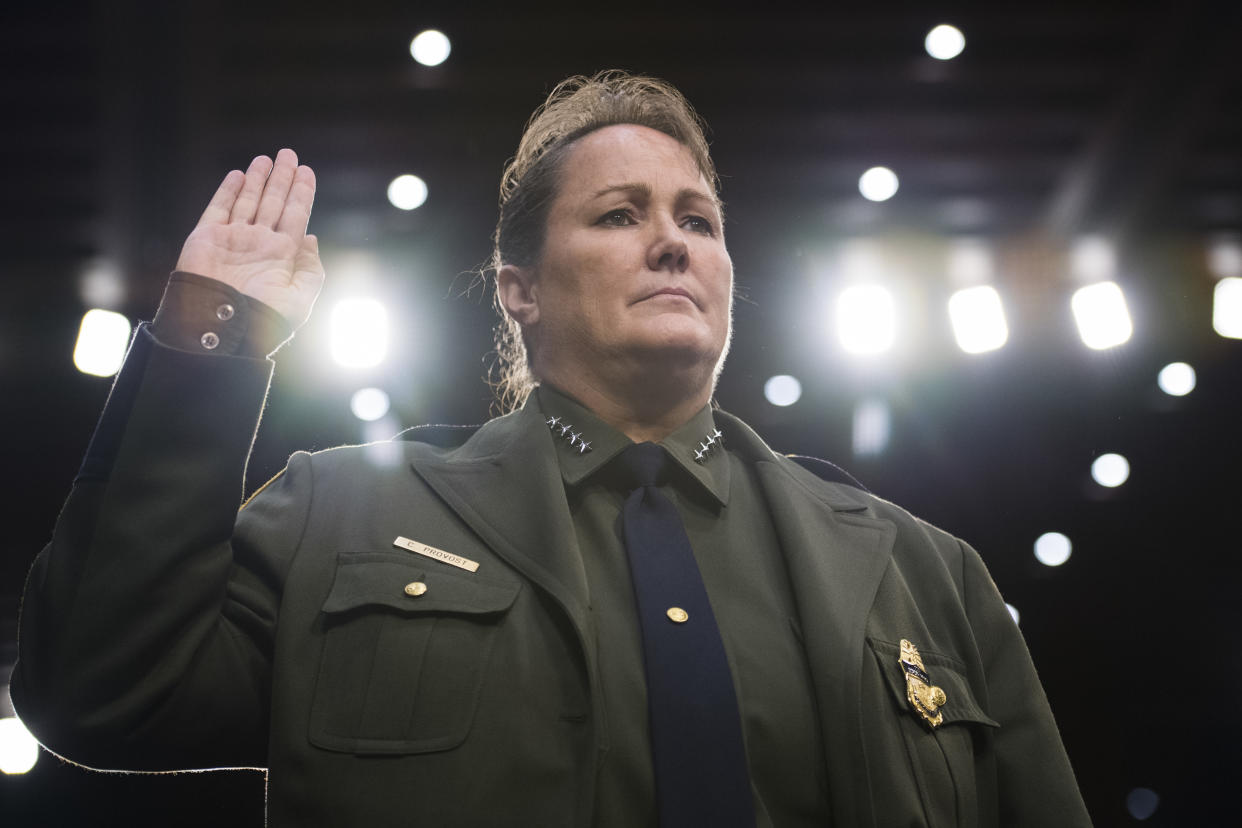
404, 581, 428, 597
666, 607, 689, 623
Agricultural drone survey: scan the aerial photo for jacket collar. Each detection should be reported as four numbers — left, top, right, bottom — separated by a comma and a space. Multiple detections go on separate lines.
536, 384, 730, 506
712, 409, 872, 511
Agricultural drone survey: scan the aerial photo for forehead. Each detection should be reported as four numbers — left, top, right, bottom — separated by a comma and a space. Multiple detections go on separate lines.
556, 124, 712, 201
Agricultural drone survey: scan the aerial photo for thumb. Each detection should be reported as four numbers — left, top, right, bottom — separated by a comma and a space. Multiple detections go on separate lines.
295, 234, 323, 276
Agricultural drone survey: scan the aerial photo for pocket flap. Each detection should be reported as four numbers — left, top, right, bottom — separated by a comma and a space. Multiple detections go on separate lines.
868, 637, 1000, 728
322, 552, 520, 616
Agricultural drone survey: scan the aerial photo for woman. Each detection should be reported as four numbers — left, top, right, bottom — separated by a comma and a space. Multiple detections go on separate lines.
13, 71, 1091, 827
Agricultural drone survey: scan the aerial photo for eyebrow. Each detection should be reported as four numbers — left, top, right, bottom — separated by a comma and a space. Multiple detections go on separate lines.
591, 182, 719, 207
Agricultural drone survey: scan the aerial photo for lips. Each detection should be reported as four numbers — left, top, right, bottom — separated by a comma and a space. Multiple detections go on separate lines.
638, 287, 699, 308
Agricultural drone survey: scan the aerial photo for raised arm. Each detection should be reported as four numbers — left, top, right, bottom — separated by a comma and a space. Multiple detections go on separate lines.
11, 152, 324, 772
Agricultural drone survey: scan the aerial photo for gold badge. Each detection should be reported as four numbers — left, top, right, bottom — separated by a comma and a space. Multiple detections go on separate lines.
899, 639, 947, 728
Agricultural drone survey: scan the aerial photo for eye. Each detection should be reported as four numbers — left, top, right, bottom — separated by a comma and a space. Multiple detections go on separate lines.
682, 215, 716, 236
598, 209, 636, 227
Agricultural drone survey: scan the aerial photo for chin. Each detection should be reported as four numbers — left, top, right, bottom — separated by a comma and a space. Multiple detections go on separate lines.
633, 316, 720, 350
627, 333, 723, 375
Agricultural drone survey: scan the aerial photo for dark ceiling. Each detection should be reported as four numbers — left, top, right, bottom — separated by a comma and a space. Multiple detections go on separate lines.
3, 1, 1241, 825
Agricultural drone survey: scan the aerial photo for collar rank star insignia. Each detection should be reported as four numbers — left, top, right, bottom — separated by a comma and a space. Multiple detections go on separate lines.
899, 639, 948, 728
693, 427, 724, 463
546, 416, 592, 454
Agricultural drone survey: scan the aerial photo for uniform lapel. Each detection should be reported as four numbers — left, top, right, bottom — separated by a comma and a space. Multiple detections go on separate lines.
722, 411, 894, 828
407, 403, 592, 647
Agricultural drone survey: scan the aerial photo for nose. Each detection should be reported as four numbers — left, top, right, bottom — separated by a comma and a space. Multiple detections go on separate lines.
646, 215, 689, 273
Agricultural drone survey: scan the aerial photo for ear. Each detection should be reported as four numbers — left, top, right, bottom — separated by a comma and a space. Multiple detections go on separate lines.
497, 264, 540, 326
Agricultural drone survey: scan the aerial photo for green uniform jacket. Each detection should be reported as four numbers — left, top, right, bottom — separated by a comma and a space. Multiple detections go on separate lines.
12, 326, 1091, 827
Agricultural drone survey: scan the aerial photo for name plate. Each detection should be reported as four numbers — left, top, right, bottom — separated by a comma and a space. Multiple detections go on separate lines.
393, 536, 480, 573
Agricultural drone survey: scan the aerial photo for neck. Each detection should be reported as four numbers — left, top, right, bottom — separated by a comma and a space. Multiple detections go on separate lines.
540, 361, 715, 443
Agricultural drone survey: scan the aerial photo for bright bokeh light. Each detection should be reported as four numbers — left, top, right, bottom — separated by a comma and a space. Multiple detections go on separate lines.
330, 299, 389, 368
1071, 236, 1116, 282
1213, 277, 1242, 339
1092, 453, 1130, 488
1157, 362, 1196, 396
1126, 787, 1160, 821
837, 284, 896, 354
387, 174, 428, 211
350, 387, 391, 422
764, 375, 802, 407
73, 309, 131, 377
948, 285, 1009, 354
858, 166, 899, 202
1071, 281, 1133, 350
0, 717, 39, 774
924, 24, 965, 60
1005, 603, 1020, 625
1034, 532, 1072, 567
852, 398, 891, 456
409, 29, 451, 67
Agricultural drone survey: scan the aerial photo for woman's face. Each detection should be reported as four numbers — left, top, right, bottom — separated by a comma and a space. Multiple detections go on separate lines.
515, 124, 733, 391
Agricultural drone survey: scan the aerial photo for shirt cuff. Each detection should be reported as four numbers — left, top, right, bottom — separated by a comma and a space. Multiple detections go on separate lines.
151, 271, 294, 358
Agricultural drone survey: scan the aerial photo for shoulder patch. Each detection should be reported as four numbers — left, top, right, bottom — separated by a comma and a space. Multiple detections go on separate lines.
786, 454, 870, 493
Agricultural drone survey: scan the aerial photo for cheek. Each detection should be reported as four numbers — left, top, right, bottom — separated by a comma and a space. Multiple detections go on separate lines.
569, 252, 632, 312
708, 254, 734, 303
544, 241, 616, 296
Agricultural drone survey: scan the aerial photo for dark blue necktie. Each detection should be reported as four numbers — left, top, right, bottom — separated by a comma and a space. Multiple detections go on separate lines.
617, 441, 757, 828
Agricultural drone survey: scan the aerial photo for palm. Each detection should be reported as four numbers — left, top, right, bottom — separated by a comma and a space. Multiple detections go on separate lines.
176, 149, 324, 329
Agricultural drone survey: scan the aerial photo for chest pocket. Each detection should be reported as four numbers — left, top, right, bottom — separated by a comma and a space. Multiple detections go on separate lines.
309, 552, 521, 755
868, 637, 1000, 828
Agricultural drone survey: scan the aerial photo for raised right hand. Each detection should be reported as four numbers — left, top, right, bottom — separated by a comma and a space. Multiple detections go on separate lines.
175, 148, 325, 329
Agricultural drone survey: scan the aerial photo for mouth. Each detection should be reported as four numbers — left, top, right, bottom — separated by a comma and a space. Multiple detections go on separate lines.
638, 287, 699, 308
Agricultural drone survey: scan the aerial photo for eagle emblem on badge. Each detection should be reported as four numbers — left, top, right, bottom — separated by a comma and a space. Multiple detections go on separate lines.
899, 639, 948, 728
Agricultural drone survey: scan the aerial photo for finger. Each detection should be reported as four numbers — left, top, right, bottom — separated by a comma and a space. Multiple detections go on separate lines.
275, 165, 317, 238
254, 148, 299, 228
228, 155, 275, 224
194, 169, 245, 229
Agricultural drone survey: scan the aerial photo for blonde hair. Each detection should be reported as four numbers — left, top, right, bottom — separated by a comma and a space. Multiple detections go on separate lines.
489, 70, 718, 413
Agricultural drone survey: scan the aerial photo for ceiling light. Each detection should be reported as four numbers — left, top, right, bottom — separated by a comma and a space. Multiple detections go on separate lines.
858, 166, 899, 202
925, 24, 966, 60
410, 30, 451, 67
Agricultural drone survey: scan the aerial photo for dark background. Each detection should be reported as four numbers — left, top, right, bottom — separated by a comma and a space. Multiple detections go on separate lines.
3, 1, 1240, 825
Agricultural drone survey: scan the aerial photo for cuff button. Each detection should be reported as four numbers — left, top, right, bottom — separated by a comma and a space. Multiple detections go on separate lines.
216, 303, 236, 321
200, 331, 220, 350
